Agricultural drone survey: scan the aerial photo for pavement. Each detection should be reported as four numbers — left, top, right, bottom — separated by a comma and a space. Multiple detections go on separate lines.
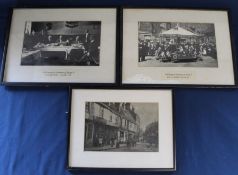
85, 142, 158, 152
84, 143, 127, 151
107, 142, 158, 152
138, 55, 218, 67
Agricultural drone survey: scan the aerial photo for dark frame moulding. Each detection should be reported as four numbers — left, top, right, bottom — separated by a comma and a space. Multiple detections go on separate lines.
66, 86, 176, 172
0, 6, 122, 87
1, 6, 237, 88
119, 6, 238, 88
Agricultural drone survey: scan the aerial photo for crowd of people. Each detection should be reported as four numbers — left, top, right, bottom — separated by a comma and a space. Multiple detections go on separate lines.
93, 133, 138, 149
139, 39, 217, 62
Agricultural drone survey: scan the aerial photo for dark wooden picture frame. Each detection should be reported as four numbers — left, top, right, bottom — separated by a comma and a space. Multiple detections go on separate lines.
120, 7, 237, 88
0, 7, 120, 86
67, 87, 176, 172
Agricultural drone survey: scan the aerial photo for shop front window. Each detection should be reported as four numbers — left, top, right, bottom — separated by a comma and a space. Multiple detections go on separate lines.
109, 115, 112, 122
99, 107, 104, 118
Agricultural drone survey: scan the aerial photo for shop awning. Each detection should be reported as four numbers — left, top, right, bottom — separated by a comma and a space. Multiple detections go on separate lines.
160, 26, 198, 36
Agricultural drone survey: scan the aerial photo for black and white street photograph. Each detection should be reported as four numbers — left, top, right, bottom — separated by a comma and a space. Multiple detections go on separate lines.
84, 102, 159, 152
21, 21, 101, 66
138, 22, 218, 67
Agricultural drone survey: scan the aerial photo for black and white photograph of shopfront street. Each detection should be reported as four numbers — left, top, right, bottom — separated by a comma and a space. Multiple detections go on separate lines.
21, 21, 101, 66
84, 102, 159, 152
138, 22, 218, 67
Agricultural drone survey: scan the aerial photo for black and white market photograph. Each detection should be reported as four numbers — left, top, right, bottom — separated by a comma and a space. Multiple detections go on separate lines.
21, 21, 101, 66
84, 102, 159, 152
138, 22, 218, 67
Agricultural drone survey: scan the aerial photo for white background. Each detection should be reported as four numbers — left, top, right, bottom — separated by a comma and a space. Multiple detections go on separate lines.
4, 8, 117, 83
123, 9, 235, 85
69, 89, 174, 169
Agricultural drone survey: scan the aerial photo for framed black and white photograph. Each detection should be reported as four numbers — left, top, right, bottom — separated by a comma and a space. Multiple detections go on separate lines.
84, 102, 159, 152
122, 8, 237, 87
1, 8, 118, 85
68, 89, 175, 171
21, 21, 101, 66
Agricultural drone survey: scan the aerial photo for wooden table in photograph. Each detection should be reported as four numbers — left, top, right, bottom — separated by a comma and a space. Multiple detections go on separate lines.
40, 46, 71, 60
21, 45, 85, 65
